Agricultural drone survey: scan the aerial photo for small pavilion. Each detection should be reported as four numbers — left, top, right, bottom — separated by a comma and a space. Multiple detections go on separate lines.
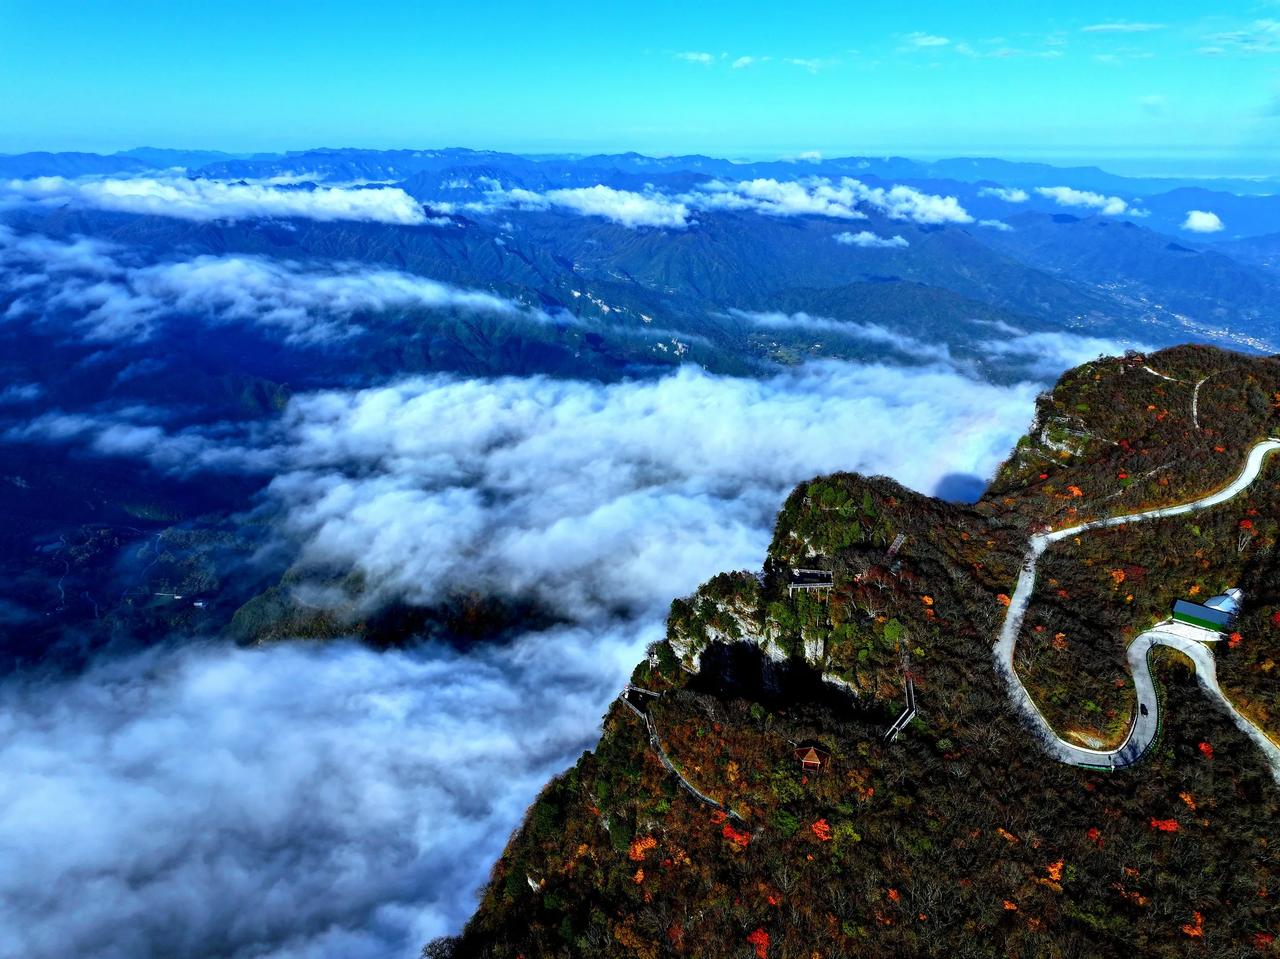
792, 740, 831, 773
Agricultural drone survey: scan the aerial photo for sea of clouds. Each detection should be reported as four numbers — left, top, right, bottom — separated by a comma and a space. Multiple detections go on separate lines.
0, 225, 542, 343
0, 354, 1065, 958
1, 171, 988, 231
0, 174, 1152, 958
3, 167, 1232, 240
0, 175, 432, 224
438, 174, 981, 229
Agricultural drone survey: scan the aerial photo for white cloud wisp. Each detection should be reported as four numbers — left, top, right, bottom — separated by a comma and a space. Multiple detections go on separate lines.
442, 176, 974, 229
0, 227, 542, 343
834, 230, 910, 248
0, 175, 431, 225
1035, 185, 1131, 216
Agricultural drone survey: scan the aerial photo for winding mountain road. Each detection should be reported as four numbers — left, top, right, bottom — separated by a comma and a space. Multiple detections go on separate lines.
995, 439, 1280, 782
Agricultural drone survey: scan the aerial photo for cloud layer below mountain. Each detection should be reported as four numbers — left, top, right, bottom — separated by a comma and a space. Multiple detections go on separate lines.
11, 360, 1048, 616
1035, 185, 1134, 216
0, 171, 979, 232
442, 176, 975, 228
0, 628, 649, 959
259, 362, 1039, 617
0, 353, 1063, 958
0, 175, 431, 224
0, 226, 540, 342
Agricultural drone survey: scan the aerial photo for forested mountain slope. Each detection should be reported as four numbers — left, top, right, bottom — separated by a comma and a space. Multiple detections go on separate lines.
446, 344, 1280, 959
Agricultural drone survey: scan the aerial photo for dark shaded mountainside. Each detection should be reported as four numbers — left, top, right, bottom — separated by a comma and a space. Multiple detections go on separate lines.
446, 345, 1280, 959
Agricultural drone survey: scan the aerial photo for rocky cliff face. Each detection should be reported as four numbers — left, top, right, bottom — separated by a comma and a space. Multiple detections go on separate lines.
441, 345, 1280, 959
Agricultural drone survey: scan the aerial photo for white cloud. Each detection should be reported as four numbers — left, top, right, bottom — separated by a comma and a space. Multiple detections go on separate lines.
257, 363, 1040, 616
979, 330, 1153, 378
14, 362, 1045, 617
731, 55, 758, 68
1035, 185, 1130, 216
1081, 21, 1166, 33
0, 382, 42, 405
833, 229, 909, 248
675, 51, 715, 64
978, 219, 1014, 231
783, 57, 834, 72
0, 227, 542, 343
695, 178, 868, 219
694, 177, 971, 224
0, 629, 650, 959
847, 180, 973, 224
1201, 20, 1280, 55
955, 41, 1063, 60
979, 186, 1029, 203
441, 177, 971, 229
903, 32, 951, 48
537, 185, 691, 228
440, 183, 690, 229
1182, 209, 1224, 233
0, 225, 540, 343
0, 175, 430, 225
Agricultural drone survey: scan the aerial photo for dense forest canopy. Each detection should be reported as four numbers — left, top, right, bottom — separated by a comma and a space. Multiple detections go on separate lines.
444, 345, 1280, 959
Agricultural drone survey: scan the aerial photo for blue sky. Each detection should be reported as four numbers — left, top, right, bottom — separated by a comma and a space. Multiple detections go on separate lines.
1, 0, 1277, 170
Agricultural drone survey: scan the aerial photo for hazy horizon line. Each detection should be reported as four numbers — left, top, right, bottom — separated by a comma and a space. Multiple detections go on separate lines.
3, 142, 1277, 182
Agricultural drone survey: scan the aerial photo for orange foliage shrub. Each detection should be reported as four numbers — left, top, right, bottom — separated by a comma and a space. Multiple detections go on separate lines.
811, 819, 833, 842
628, 835, 657, 862
1114, 885, 1149, 907
1150, 818, 1180, 833
1181, 911, 1204, 938
746, 927, 770, 959
1199, 741, 1214, 759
